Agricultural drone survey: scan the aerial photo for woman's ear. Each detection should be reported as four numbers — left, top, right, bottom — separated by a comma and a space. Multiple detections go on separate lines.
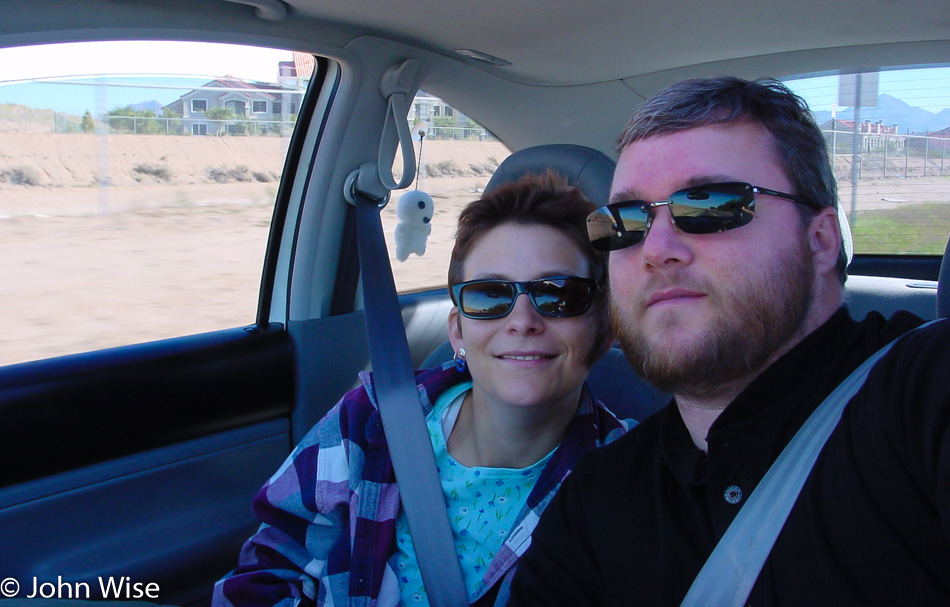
447, 307, 463, 351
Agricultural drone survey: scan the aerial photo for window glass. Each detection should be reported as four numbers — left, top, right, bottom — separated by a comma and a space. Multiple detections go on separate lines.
0, 41, 313, 365
382, 91, 510, 293
783, 66, 950, 256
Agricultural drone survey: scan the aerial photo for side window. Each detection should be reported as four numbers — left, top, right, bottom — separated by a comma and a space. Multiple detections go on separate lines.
383, 90, 511, 293
784, 66, 950, 256
0, 41, 313, 365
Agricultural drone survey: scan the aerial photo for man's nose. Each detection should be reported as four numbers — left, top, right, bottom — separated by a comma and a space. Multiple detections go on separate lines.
639, 206, 695, 269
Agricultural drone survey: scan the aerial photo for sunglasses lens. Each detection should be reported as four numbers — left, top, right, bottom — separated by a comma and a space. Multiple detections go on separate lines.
587, 184, 757, 251
530, 278, 594, 317
459, 281, 515, 318
587, 205, 649, 251
667, 185, 754, 234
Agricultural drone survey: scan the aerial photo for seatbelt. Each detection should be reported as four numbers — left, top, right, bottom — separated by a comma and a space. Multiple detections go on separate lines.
681, 320, 937, 607
343, 60, 469, 607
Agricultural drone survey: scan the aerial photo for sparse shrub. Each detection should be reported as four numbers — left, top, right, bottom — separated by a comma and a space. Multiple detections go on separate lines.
133, 162, 173, 181
206, 165, 254, 183
436, 159, 461, 176
207, 167, 230, 183
81, 111, 95, 133
228, 165, 252, 182
0, 166, 41, 186
252, 171, 273, 183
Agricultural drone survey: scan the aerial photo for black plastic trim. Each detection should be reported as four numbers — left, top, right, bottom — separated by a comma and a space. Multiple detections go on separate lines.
848, 254, 942, 281
257, 56, 330, 324
0, 324, 294, 487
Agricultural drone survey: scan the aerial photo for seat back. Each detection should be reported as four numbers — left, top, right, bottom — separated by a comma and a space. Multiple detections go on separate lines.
485, 143, 616, 206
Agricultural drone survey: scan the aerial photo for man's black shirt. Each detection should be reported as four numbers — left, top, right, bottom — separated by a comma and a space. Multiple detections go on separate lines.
510, 308, 950, 606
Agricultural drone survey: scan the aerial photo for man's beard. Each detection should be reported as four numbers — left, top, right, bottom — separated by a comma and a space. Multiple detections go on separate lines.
612, 236, 814, 399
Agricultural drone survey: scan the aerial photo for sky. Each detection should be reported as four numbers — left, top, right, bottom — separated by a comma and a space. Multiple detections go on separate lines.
0, 41, 296, 116
1, 40, 948, 120
785, 66, 950, 114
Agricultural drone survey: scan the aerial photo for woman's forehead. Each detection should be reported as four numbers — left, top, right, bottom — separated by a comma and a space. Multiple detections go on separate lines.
464, 223, 591, 281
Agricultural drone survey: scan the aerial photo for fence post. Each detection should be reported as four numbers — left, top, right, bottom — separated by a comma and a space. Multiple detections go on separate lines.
924, 136, 929, 177
883, 135, 888, 179
905, 137, 909, 177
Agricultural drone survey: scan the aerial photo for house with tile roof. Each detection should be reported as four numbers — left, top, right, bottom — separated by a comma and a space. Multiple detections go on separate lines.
819, 118, 905, 153
162, 76, 303, 136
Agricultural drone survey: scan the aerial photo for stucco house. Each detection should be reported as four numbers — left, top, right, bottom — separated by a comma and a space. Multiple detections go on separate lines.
819, 118, 905, 153
162, 76, 303, 136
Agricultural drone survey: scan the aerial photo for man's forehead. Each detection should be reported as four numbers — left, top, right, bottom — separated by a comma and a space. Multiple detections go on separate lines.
608, 122, 785, 203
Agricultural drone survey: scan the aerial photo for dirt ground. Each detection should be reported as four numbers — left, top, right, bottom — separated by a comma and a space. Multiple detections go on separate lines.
0, 134, 507, 364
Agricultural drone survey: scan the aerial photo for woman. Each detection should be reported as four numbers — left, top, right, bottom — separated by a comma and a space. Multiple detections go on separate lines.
213, 171, 632, 606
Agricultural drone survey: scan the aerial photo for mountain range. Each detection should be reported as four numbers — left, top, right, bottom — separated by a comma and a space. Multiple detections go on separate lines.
811, 93, 950, 134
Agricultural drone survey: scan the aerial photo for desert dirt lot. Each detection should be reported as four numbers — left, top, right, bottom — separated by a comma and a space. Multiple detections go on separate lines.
1, 133, 948, 365
0, 133, 508, 364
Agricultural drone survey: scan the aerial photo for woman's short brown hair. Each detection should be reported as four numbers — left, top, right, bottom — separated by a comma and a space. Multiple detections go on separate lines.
448, 170, 611, 363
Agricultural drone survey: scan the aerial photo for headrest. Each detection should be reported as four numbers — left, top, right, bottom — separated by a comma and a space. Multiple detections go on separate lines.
485, 144, 616, 207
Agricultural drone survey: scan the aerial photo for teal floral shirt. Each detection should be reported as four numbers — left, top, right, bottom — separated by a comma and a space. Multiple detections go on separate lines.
392, 382, 554, 604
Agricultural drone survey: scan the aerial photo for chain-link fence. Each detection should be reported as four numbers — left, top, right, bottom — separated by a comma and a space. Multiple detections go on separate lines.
824, 129, 949, 179
42, 114, 297, 137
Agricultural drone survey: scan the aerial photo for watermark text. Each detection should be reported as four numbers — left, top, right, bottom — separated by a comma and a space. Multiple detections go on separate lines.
0, 576, 160, 600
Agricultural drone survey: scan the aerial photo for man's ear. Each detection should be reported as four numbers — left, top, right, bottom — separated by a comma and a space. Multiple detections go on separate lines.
808, 207, 841, 277
447, 307, 463, 352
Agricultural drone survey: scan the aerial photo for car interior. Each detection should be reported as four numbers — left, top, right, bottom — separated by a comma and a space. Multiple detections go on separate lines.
0, 0, 947, 604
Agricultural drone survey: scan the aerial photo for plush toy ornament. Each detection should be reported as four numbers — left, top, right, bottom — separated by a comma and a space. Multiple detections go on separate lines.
394, 189, 433, 261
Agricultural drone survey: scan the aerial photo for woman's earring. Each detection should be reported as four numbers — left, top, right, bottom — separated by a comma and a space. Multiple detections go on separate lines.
453, 347, 467, 373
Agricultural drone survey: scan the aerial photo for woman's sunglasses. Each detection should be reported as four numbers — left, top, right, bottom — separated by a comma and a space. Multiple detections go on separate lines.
451, 276, 597, 320
587, 181, 820, 252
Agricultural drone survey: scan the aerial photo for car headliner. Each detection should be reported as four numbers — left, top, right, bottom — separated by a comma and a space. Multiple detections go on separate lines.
283, 0, 950, 87
2, 0, 948, 153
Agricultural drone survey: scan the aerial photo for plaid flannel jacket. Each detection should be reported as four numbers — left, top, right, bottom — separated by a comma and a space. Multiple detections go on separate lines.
213, 363, 631, 607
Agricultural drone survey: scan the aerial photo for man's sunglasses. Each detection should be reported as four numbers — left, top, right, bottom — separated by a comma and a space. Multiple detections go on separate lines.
587, 182, 820, 252
451, 276, 597, 320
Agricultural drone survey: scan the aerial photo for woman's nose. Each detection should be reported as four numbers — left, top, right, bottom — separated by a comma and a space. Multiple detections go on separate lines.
504, 293, 545, 333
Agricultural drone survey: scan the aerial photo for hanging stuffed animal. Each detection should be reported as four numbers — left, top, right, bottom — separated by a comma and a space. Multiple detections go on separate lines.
394, 189, 433, 261
393, 126, 434, 262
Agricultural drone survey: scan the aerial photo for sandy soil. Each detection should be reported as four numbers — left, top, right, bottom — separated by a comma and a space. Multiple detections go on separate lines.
0, 134, 507, 364
1, 132, 946, 365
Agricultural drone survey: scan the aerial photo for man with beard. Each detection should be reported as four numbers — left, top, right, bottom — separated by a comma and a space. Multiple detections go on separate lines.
508, 77, 950, 605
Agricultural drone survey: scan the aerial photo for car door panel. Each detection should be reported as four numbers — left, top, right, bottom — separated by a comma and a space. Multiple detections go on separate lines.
0, 325, 294, 487
0, 418, 288, 606
0, 326, 295, 606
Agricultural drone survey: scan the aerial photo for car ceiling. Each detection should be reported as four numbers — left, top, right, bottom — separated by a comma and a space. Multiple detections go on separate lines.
284, 0, 950, 87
